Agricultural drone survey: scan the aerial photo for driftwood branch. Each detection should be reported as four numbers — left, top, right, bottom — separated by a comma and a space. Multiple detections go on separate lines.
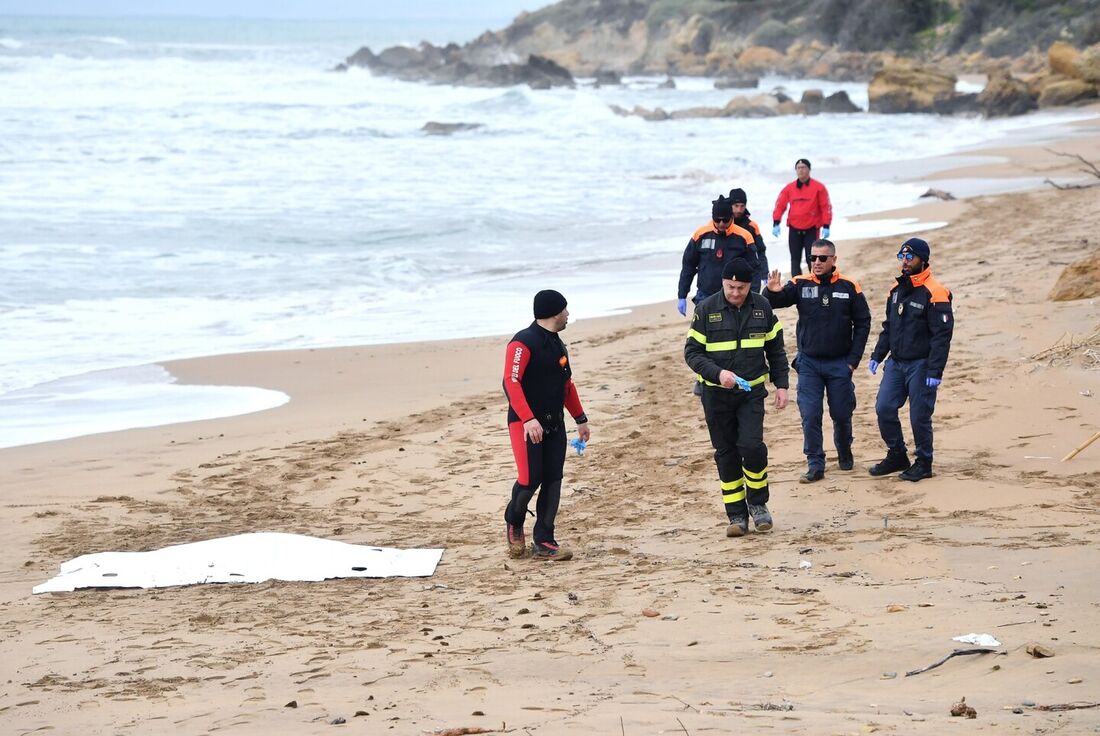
1035, 701, 1100, 712
1043, 149, 1100, 189
905, 647, 999, 677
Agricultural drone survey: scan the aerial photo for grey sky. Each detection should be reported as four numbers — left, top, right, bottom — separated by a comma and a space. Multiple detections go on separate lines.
0, 1, 542, 21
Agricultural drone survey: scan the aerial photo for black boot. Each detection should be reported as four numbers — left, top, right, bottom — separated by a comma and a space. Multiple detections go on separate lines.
868, 451, 910, 477
837, 447, 854, 471
899, 457, 933, 482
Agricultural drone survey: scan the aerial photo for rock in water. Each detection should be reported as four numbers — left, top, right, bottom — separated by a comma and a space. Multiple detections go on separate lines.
421, 122, 484, 136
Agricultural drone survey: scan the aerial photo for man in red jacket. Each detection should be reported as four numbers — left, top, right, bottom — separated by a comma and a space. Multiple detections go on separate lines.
772, 158, 832, 277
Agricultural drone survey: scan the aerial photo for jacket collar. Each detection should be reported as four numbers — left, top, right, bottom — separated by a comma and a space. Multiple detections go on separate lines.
897, 266, 933, 288
807, 269, 839, 285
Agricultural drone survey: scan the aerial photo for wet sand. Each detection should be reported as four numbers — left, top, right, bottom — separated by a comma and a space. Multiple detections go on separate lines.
1, 113, 1099, 734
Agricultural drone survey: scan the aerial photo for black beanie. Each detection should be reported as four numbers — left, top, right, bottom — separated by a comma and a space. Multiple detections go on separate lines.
712, 195, 733, 220
728, 187, 747, 204
900, 237, 930, 261
722, 258, 754, 283
796, 158, 811, 169
533, 289, 567, 319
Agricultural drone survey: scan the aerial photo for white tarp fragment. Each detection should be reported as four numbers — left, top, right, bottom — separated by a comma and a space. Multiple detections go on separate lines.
952, 633, 1001, 647
33, 532, 444, 594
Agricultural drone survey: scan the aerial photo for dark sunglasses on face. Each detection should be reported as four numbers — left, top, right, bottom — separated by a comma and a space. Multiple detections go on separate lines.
714, 217, 731, 224
809, 254, 832, 262
897, 252, 916, 261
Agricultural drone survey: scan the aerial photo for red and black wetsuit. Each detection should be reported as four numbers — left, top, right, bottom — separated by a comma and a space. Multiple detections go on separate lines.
502, 321, 587, 545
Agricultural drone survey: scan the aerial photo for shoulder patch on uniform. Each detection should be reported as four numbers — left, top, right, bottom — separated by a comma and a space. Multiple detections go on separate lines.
832, 291, 849, 299
708, 312, 723, 323
752, 309, 764, 319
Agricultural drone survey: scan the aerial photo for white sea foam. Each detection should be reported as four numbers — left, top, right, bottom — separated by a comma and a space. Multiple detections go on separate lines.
1, 16, 1097, 449
0, 36, 24, 49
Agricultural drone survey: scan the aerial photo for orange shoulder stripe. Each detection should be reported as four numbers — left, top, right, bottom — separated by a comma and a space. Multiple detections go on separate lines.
923, 276, 951, 303
836, 274, 863, 294
726, 223, 753, 243
691, 222, 717, 240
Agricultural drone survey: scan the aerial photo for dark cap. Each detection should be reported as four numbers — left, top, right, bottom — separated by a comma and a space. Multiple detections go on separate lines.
899, 237, 930, 261
533, 289, 567, 319
712, 195, 733, 221
728, 187, 747, 204
796, 158, 811, 169
722, 258, 754, 283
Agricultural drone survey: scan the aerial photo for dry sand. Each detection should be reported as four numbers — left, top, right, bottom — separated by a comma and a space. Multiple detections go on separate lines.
2, 114, 1099, 735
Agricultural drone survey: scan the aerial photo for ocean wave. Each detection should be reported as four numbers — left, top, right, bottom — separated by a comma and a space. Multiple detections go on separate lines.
0, 37, 25, 50
81, 36, 128, 46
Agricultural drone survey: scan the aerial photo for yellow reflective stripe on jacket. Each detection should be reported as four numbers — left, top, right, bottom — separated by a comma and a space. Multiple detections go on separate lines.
739, 337, 765, 349
707, 340, 739, 351
688, 328, 707, 344
765, 321, 783, 341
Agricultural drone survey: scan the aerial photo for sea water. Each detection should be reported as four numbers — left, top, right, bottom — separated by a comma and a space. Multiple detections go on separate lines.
0, 15, 1095, 448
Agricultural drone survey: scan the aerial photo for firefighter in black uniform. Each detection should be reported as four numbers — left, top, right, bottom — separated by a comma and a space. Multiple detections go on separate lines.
765, 239, 871, 482
685, 258, 790, 537
677, 194, 761, 316
728, 187, 770, 291
502, 289, 590, 560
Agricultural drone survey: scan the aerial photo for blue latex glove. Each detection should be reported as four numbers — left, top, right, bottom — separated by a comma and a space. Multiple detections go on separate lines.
676, 297, 687, 316
821, 226, 830, 239
926, 377, 942, 389
734, 376, 753, 392
772, 224, 780, 237
868, 359, 879, 375
760, 279, 768, 292
568, 437, 587, 456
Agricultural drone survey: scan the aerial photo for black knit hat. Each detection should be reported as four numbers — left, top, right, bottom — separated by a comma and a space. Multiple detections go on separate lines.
722, 258, 754, 283
899, 237, 930, 261
728, 187, 747, 204
712, 195, 733, 220
796, 158, 811, 169
533, 289, 568, 319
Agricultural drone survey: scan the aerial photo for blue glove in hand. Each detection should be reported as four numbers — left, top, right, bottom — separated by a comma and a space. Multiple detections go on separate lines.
568, 437, 587, 456
677, 297, 687, 316
926, 377, 942, 389
772, 224, 780, 237
868, 359, 879, 375
821, 226, 830, 239
734, 376, 753, 392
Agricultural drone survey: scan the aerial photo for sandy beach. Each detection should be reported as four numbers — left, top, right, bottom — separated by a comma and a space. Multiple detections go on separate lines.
2, 112, 1099, 735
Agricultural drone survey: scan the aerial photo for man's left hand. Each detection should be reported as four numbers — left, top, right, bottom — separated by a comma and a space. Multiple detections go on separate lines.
577, 422, 591, 442
774, 388, 789, 410
926, 377, 942, 389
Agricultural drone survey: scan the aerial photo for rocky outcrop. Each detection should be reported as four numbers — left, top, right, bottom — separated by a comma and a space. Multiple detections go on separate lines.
868, 65, 957, 113
1048, 41, 1080, 77
1049, 255, 1100, 301
611, 89, 859, 121
714, 76, 759, 89
978, 70, 1038, 116
421, 122, 484, 135
801, 89, 861, 114
1078, 43, 1100, 84
341, 42, 574, 89
1038, 79, 1099, 108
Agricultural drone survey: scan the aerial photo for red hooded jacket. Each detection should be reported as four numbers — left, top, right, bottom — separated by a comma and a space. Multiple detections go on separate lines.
772, 178, 832, 230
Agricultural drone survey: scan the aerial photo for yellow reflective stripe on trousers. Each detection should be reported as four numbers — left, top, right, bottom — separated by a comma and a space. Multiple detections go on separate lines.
744, 466, 767, 480
722, 489, 747, 504
721, 477, 745, 503
697, 372, 770, 388
745, 476, 768, 489
721, 477, 744, 491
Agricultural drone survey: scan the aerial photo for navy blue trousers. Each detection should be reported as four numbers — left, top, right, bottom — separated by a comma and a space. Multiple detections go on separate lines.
795, 354, 855, 472
875, 357, 938, 461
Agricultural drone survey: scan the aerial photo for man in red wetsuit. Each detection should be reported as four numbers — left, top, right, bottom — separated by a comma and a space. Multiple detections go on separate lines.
772, 158, 833, 277
502, 289, 591, 561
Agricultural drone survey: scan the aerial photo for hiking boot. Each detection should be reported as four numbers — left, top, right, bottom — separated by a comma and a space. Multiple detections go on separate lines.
748, 504, 773, 532
868, 452, 911, 477
800, 468, 825, 484
506, 523, 527, 558
532, 540, 573, 561
725, 517, 749, 537
837, 448, 854, 471
899, 457, 933, 482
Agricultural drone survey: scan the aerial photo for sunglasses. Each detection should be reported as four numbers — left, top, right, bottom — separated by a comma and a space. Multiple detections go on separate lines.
809, 254, 833, 262
897, 252, 916, 261
714, 217, 731, 224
